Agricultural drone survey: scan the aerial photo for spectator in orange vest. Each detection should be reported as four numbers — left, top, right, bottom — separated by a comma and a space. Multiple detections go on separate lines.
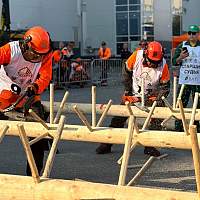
98, 41, 111, 86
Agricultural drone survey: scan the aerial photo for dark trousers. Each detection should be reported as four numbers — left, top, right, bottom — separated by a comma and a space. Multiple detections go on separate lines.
175, 85, 200, 132
0, 101, 49, 176
109, 99, 164, 131
101, 65, 108, 81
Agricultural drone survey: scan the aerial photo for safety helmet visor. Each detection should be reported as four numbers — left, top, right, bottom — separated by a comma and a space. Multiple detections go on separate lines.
146, 56, 162, 68
23, 46, 45, 63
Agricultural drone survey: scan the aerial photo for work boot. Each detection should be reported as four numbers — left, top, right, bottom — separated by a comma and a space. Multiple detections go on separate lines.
144, 147, 160, 157
96, 143, 112, 154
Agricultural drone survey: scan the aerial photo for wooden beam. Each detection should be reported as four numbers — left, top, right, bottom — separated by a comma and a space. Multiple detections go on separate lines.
190, 125, 200, 199
91, 86, 96, 127
118, 115, 135, 186
42, 102, 200, 120
0, 174, 197, 200
50, 83, 54, 124
17, 124, 40, 183
1, 120, 200, 150
42, 115, 65, 178
96, 99, 112, 127
0, 125, 9, 143
54, 91, 69, 124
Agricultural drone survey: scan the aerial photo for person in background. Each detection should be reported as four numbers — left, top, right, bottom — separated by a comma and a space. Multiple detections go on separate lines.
120, 42, 132, 61
172, 24, 200, 132
136, 39, 148, 51
0, 26, 53, 176
98, 41, 111, 86
96, 41, 170, 156
60, 42, 75, 82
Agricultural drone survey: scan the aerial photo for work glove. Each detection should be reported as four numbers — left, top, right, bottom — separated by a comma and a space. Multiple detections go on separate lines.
25, 83, 38, 97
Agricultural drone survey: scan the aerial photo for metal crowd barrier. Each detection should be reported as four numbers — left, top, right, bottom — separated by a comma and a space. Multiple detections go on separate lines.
52, 58, 124, 88
91, 58, 124, 86
52, 59, 92, 88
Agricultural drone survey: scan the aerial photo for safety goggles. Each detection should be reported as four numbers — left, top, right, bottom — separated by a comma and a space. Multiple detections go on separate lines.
188, 31, 198, 36
24, 47, 47, 63
146, 57, 162, 68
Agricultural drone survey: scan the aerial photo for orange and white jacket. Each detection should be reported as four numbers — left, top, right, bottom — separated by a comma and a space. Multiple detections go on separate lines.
126, 50, 170, 97
98, 47, 111, 60
0, 41, 52, 109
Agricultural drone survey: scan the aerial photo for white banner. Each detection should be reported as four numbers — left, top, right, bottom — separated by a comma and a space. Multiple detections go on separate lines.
179, 61, 200, 85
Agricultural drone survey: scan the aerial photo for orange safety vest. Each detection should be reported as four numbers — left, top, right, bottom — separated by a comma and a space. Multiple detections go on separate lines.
0, 41, 52, 109
98, 47, 111, 60
52, 50, 61, 63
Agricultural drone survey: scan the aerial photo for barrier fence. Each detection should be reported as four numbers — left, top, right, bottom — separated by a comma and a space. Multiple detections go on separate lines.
52, 58, 124, 87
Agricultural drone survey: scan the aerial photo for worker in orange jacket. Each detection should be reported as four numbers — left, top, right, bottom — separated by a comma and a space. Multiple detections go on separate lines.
0, 26, 53, 176
96, 41, 170, 156
98, 41, 111, 86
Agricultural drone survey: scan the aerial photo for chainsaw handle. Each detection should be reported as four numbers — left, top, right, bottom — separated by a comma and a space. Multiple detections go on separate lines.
0, 91, 28, 113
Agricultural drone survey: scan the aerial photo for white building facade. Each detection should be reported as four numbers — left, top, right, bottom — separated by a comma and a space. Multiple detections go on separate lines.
8, 0, 200, 55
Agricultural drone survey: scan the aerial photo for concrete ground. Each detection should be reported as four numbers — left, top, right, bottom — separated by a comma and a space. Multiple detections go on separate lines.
0, 82, 197, 192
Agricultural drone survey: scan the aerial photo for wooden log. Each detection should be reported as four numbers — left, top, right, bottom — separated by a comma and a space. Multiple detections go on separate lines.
127, 154, 168, 186
91, 86, 96, 127
117, 142, 138, 165
173, 76, 177, 109
0, 174, 197, 200
2, 120, 200, 150
96, 99, 112, 127
162, 96, 174, 112
189, 125, 200, 199
178, 99, 189, 135
176, 84, 185, 108
29, 109, 50, 130
190, 92, 199, 126
118, 115, 135, 186
125, 102, 139, 134
42, 116, 66, 178
73, 105, 93, 132
54, 91, 69, 124
141, 78, 145, 107
50, 83, 54, 124
141, 101, 157, 131
127, 156, 156, 186
125, 101, 133, 115
0, 125, 9, 143
17, 124, 40, 183
42, 102, 200, 120
161, 115, 174, 128
29, 132, 49, 146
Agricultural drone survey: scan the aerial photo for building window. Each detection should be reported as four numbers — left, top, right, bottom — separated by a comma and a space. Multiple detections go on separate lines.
116, 5, 128, 11
129, 12, 140, 35
116, 0, 128, 5
129, 0, 140, 4
116, 12, 128, 35
129, 5, 140, 11
116, 0, 142, 54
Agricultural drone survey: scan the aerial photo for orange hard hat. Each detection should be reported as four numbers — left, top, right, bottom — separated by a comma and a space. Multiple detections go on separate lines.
146, 41, 163, 64
24, 26, 50, 54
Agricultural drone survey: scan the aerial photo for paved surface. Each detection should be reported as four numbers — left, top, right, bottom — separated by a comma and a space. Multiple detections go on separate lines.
0, 82, 197, 192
